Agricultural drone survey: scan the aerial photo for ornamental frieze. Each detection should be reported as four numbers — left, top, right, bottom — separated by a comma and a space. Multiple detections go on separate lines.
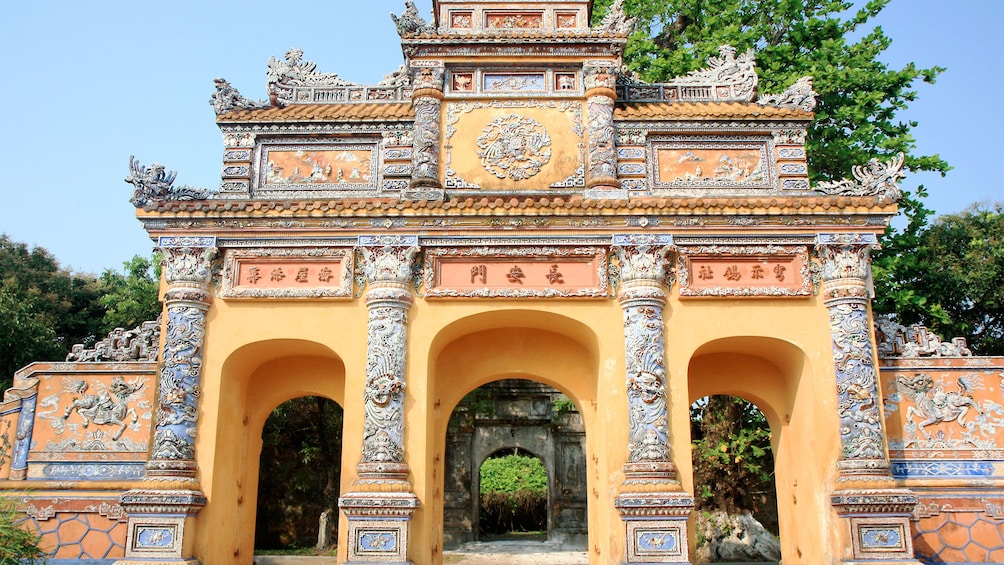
423, 246, 608, 298
444, 99, 585, 191
676, 244, 812, 298
220, 247, 354, 299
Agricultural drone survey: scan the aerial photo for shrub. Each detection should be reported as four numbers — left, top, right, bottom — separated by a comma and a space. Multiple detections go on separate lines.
0, 498, 46, 564
479, 454, 548, 535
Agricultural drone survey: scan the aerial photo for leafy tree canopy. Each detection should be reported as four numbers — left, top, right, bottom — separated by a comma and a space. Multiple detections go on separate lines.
873, 203, 1004, 355
0, 235, 162, 391
594, 0, 948, 183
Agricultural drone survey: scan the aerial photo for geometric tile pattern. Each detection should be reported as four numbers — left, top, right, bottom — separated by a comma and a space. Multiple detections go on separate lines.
20, 512, 126, 559
914, 512, 1004, 564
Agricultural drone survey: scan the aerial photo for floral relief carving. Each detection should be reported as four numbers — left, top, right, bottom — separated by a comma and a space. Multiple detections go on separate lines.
476, 114, 551, 181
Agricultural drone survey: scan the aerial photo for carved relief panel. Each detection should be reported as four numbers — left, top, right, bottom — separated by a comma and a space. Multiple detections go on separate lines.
443, 100, 586, 191
648, 134, 776, 192
252, 138, 380, 197
676, 242, 812, 297
423, 246, 608, 298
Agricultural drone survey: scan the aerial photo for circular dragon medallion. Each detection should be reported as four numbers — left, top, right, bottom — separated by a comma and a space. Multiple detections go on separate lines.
476, 114, 552, 181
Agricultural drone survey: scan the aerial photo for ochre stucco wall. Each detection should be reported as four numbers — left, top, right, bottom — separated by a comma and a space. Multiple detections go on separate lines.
188, 284, 846, 564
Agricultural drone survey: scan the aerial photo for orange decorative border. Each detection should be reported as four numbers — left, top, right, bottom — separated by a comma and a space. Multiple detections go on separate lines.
423, 246, 608, 298
220, 247, 353, 299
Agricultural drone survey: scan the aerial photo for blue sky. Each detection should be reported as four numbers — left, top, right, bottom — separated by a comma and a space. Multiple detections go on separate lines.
1, 1, 1000, 275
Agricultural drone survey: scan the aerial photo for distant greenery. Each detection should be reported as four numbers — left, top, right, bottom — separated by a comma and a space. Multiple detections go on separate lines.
0, 498, 46, 564
0, 235, 162, 391
479, 452, 548, 536
480, 453, 547, 495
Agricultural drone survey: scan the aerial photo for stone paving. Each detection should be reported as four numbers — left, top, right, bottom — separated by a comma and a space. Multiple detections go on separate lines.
443, 540, 589, 564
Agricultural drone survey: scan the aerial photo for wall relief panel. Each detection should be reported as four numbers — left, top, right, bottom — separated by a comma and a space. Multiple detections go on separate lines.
253, 139, 379, 196
677, 243, 811, 297
220, 247, 354, 299
649, 135, 776, 192
423, 246, 607, 298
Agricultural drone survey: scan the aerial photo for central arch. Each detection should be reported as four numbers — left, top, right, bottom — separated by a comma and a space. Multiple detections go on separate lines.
428, 310, 600, 554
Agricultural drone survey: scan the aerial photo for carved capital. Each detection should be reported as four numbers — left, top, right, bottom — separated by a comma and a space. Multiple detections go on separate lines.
819, 231, 875, 289
158, 237, 218, 290
359, 236, 420, 287
583, 61, 618, 91
613, 234, 674, 289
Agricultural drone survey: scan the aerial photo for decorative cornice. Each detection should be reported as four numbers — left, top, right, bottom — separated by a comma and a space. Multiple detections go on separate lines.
814, 153, 906, 204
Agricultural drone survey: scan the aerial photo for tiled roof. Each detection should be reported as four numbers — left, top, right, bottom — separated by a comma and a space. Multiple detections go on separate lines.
217, 103, 414, 122
141, 194, 893, 215
615, 102, 812, 120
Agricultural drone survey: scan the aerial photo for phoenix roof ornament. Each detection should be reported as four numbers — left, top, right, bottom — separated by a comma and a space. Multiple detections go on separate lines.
814, 152, 906, 204
758, 76, 818, 112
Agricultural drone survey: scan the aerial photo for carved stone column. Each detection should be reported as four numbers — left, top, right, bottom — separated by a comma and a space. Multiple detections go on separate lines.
116, 236, 216, 565
406, 62, 445, 200
584, 61, 624, 198
818, 233, 919, 564
338, 235, 420, 565
612, 234, 694, 564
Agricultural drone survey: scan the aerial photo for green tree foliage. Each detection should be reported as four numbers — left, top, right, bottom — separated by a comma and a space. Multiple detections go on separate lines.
0, 234, 162, 391
0, 498, 46, 564
593, 0, 948, 182
479, 452, 548, 495
98, 254, 162, 335
691, 396, 776, 532
874, 203, 1004, 355
256, 397, 343, 550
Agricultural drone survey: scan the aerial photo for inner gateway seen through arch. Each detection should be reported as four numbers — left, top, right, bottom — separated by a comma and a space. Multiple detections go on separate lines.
445, 379, 587, 548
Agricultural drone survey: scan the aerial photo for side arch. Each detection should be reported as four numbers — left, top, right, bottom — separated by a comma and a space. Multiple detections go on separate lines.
200, 339, 347, 563
686, 335, 838, 564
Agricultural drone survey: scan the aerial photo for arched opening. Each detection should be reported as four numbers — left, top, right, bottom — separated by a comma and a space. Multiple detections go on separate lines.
686, 335, 828, 565
254, 395, 343, 555
690, 394, 779, 563
444, 379, 585, 547
429, 312, 599, 559
204, 340, 347, 564
478, 447, 548, 540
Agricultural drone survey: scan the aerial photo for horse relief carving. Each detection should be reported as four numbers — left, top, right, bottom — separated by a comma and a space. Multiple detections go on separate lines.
62, 377, 146, 441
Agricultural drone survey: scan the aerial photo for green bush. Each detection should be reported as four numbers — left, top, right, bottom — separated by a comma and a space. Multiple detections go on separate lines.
479, 454, 547, 494
479, 454, 548, 535
0, 498, 45, 564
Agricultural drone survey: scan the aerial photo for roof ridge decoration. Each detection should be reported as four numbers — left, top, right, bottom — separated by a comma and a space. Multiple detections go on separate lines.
597, 0, 636, 36
65, 316, 162, 363
126, 156, 210, 208
261, 48, 413, 107
392, 0, 434, 37
875, 315, 973, 358
616, 45, 758, 103
814, 152, 905, 204
210, 78, 268, 115
757, 76, 818, 112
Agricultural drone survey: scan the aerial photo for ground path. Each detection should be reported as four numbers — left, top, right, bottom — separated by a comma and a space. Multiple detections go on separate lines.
443, 540, 588, 564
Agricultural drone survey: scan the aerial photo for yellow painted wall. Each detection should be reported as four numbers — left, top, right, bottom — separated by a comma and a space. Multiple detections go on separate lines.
188, 280, 848, 564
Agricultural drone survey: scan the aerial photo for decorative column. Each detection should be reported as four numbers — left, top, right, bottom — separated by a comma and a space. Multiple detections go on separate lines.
818, 233, 919, 564
405, 61, 445, 200
116, 236, 216, 565
339, 235, 420, 565
584, 61, 624, 198
612, 234, 694, 564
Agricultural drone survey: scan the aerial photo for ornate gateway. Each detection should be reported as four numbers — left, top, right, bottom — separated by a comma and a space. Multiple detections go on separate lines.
1, 1, 999, 565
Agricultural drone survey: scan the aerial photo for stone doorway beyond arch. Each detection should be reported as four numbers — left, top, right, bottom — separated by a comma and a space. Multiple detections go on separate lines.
444, 379, 587, 548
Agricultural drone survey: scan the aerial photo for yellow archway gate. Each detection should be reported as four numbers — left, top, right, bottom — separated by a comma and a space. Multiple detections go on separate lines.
5, 1, 979, 564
